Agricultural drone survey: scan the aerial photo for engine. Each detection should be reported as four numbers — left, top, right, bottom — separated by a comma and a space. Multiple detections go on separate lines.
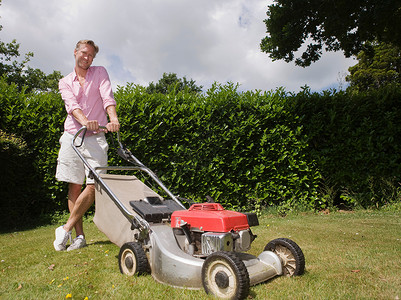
171, 203, 258, 256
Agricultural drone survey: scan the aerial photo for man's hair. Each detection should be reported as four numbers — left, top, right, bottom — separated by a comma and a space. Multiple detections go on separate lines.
75, 40, 99, 57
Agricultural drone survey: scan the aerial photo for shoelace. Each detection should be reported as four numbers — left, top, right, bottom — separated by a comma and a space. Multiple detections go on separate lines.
62, 231, 72, 245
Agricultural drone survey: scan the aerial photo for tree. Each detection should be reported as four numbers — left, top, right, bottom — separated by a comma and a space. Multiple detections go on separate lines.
260, 0, 401, 67
0, 12, 62, 92
0, 38, 31, 83
146, 72, 202, 94
0, 38, 62, 92
23, 67, 62, 93
346, 42, 401, 92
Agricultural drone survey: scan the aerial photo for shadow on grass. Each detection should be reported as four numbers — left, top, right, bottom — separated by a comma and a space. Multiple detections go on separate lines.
88, 240, 113, 246
0, 219, 53, 234
248, 268, 309, 297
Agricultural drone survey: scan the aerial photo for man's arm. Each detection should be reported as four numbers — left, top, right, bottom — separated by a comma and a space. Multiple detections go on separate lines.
106, 105, 120, 132
71, 106, 119, 133
71, 108, 99, 131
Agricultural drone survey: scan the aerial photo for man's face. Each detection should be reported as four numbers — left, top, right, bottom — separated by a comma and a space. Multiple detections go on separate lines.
74, 44, 96, 71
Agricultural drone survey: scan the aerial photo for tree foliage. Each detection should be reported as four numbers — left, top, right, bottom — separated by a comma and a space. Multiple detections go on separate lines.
146, 72, 203, 94
0, 17, 62, 92
260, 0, 401, 67
346, 42, 401, 92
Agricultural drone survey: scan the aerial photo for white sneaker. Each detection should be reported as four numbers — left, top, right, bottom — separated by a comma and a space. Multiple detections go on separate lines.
53, 226, 71, 251
67, 235, 86, 251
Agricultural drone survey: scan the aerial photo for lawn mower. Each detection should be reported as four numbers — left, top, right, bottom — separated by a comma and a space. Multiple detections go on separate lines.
72, 126, 305, 299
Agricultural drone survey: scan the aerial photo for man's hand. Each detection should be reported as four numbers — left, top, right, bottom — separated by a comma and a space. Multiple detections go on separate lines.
72, 109, 100, 132
85, 120, 100, 132
106, 121, 120, 132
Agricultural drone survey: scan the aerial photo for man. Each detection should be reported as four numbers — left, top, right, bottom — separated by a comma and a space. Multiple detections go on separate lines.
54, 40, 120, 251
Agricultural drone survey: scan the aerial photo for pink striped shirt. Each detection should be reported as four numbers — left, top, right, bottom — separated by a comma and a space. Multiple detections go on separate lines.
59, 66, 117, 134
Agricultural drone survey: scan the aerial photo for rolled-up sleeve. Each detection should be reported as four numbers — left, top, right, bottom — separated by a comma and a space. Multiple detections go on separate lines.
59, 77, 81, 114
97, 66, 117, 110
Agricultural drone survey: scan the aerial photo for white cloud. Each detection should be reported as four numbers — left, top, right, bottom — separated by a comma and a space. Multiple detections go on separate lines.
1, 0, 355, 92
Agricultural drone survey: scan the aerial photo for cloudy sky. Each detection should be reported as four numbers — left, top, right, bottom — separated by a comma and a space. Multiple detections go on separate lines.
1, 0, 355, 93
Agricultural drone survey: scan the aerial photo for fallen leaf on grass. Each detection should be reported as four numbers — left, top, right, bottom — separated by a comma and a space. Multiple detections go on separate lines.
351, 270, 360, 273
48, 264, 55, 271
16, 283, 22, 291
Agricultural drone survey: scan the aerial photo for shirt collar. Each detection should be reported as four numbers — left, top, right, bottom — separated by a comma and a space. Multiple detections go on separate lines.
72, 66, 93, 81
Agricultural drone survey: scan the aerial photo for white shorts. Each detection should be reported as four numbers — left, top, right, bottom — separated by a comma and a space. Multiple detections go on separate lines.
55, 132, 109, 185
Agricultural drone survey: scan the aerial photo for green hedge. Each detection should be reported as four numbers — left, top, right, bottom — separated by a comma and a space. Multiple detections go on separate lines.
114, 83, 321, 211
289, 85, 401, 207
1, 77, 400, 230
0, 79, 66, 230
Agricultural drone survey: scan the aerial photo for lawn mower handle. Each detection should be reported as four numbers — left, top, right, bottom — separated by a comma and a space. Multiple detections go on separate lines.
71, 126, 185, 223
71, 126, 143, 224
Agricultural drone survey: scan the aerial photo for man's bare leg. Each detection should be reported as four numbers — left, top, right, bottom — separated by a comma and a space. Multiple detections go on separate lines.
64, 184, 95, 233
67, 183, 84, 237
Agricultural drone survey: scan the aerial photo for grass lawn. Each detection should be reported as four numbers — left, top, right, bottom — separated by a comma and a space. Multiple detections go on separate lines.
1, 210, 400, 299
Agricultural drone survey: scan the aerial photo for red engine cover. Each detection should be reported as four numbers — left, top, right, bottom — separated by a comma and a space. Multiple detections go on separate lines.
171, 203, 249, 232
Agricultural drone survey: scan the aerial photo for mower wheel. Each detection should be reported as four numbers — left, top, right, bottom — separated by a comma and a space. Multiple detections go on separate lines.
118, 242, 150, 276
264, 238, 305, 276
202, 251, 250, 300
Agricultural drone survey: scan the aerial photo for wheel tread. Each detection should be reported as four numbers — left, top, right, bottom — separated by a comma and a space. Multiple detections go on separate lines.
202, 251, 250, 300
264, 238, 305, 276
118, 242, 150, 275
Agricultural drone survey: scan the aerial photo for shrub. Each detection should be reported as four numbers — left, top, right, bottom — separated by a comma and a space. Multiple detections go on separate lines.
2, 76, 400, 230
289, 85, 401, 208
0, 78, 66, 230
113, 83, 321, 211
